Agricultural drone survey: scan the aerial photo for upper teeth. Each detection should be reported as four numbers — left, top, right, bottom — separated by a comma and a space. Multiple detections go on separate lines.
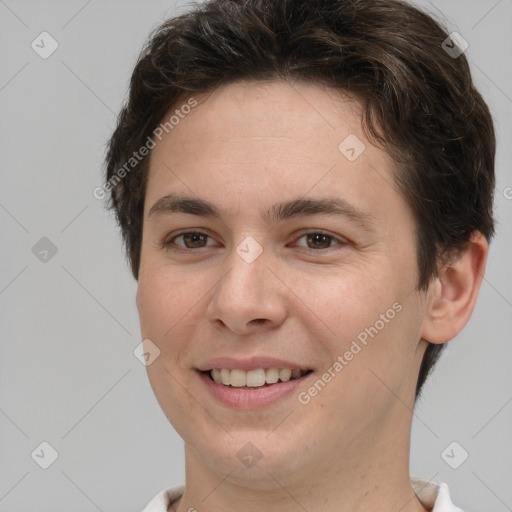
210, 368, 308, 387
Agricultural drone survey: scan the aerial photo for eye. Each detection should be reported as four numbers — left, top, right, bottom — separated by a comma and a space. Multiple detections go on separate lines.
162, 230, 347, 253
293, 231, 346, 251
163, 231, 217, 251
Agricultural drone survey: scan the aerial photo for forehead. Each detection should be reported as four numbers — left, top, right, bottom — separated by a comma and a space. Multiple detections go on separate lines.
167, 79, 365, 151
149, 80, 370, 170
145, 79, 408, 231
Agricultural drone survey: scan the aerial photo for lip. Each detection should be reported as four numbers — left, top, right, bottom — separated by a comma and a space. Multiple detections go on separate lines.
197, 356, 312, 372
198, 370, 312, 409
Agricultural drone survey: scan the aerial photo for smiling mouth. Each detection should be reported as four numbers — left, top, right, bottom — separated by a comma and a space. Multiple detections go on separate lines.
201, 368, 313, 388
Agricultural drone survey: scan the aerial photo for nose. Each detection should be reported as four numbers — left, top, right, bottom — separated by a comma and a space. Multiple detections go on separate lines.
206, 241, 289, 334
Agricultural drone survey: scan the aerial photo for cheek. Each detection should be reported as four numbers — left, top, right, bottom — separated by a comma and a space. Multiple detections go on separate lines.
302, 298, 423, 445
307, 254, 422, 394
136, 267, 203, 428
306, 260, 396, 349
136, 264, 194, 348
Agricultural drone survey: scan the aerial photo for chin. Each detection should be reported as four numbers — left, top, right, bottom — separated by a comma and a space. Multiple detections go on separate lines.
191, 430, 308, 486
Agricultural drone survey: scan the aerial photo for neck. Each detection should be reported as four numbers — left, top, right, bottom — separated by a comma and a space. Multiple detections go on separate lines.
174, 408, 429, 512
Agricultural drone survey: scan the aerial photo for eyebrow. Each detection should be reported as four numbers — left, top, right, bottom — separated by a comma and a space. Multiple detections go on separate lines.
148, 193, 377, 231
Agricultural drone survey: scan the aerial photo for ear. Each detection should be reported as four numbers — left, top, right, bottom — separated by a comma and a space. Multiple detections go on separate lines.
421, 231, 489, 344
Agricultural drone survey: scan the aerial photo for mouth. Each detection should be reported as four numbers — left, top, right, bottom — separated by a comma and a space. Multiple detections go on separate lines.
200, 368, 313, 388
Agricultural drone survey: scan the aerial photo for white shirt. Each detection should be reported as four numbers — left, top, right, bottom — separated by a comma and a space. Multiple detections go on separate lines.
141, 477, 464, 512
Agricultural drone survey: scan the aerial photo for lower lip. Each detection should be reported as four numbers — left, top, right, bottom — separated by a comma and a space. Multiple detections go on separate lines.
198, 371, 310, 409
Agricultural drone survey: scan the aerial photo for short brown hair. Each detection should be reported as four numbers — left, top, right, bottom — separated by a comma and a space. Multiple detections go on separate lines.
104, 0, 496, 399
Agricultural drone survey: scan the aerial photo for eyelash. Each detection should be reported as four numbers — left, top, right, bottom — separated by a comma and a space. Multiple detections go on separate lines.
162, 230, 347, 253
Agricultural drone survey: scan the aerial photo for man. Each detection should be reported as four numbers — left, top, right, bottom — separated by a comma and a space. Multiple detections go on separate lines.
104, 0, 495, 510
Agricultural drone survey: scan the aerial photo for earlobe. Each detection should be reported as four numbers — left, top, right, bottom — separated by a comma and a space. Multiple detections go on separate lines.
421, 231, 489, 344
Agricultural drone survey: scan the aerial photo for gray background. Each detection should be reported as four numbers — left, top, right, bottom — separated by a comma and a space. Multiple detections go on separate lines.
0, 1, 511, 511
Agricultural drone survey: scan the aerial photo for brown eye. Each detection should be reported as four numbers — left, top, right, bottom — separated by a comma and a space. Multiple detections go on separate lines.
294, 231, 346, 251
164, 231, 215, 251
305, 233, 333, 249
180, 233, 209, 248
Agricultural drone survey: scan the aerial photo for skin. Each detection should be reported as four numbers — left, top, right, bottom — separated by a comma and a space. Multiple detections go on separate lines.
136, 79, 488, 512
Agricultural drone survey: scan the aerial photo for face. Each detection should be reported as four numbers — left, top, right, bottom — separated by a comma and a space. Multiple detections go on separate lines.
136, 79, 430, 487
